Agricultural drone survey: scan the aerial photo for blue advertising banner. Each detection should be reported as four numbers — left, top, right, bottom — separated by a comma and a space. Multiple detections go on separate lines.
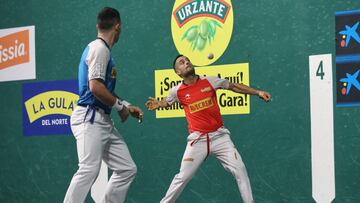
22, 80, 78, 136
335, 10, 360, 106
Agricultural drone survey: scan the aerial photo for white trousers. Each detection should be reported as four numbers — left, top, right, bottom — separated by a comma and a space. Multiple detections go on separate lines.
64, 106, 137, 203
160, 127, 254, 203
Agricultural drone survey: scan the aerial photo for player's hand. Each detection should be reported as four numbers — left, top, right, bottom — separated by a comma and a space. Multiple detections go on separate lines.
258, 91, 271, 102
118, 106, 130, 123
145, 97, 160, 111
128, 105, 144, 123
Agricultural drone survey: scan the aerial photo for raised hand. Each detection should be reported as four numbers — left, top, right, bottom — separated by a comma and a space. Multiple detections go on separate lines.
258, 91, 272, 102
145, 97, 160, 111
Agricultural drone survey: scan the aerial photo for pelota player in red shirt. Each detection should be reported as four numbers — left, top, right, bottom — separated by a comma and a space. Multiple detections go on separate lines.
146, 55, 271, 203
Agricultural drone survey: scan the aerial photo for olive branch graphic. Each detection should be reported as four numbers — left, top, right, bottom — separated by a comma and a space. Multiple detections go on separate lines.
181, 19, 222, 51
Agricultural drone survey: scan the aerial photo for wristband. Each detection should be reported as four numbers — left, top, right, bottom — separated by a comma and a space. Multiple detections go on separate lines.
121, 100, 131, 107
112, 98, 124, 111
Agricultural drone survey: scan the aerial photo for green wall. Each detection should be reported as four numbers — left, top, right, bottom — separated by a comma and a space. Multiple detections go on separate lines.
1, 0, 360, 202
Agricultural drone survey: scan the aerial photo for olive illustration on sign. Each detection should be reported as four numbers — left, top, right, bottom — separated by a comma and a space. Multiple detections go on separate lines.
196, 36, 206, 51
181, 19, 222, 52
209, 20, 217, 35
200, 20, 209, 38
185, 27, 198, 42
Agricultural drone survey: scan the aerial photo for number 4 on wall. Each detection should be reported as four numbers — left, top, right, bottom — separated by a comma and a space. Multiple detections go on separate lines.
316, 61, 325, 80
309, 54, 335, 203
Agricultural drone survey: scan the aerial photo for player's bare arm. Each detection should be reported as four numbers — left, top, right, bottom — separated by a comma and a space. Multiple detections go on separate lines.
89, 79, 118, 106
228, 82, 272, 102
145, 97, 170, 111
90, 79, 143, 122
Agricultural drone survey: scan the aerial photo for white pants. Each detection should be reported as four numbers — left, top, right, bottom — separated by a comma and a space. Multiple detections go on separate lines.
160, 127, 254, 203
64, 106, 137, 203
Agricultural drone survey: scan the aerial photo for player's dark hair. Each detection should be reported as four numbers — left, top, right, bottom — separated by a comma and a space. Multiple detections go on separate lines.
97, 7, 121, 31
173, 54, 183, 70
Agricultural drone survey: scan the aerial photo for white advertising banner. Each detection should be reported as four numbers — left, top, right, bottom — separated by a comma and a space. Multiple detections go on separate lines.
0, 25, 36, 82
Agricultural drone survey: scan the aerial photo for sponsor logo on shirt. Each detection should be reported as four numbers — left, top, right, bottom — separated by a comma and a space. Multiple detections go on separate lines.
189, 97, 214, 113
201, 86, 211, 92
111, 67, 117, 78
185, 93, 191, 100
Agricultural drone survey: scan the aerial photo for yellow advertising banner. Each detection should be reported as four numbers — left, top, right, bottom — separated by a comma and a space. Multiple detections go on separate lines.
154, 63, 250, 118
24, 90, 79, 123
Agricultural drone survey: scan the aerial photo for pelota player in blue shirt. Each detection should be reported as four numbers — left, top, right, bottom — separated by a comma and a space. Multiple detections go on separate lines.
64, 7, 143, 203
